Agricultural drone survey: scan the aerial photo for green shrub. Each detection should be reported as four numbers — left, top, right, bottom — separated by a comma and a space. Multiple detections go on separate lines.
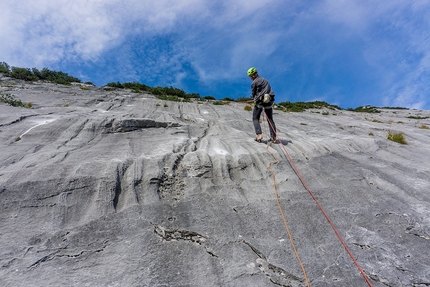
149, 86, 186, 97
381, 106, 408, 110
387, 132, 407, 144
183, 93, 201, 99
11, 67, 38, 81
419, 124, 429, 130
0, 63, 81, 85
0, 62, 10, 74
106, 81, 200, 100
350, 106, 380, 113
203, 96, 216, 100
0, 94, 24, 107
32, 67, 80, 84
212, 101, 228, 105
156, 95, 181, 102
222, 97, 234, 101
124, 82, 150, 92
106, 81, 124, 89
406, 115, 429, 119
277, 101, 341, 112
244, 105, 252, 111
150, 87, 166, 96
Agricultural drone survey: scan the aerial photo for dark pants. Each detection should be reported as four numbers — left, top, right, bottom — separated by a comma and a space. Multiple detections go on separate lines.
253, 106, 277, 138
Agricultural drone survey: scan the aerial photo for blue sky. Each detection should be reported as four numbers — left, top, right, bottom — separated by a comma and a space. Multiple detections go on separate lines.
1, 0, 429, 110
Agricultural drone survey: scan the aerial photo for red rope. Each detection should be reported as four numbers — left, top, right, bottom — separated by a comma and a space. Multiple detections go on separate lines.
263, 110, 373, 287
261, 112, 311, 287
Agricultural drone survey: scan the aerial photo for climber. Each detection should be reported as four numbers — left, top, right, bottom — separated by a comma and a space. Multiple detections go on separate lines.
247, 67, 277, 143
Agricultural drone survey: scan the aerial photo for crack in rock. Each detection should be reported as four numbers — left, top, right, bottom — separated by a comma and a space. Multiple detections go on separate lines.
0, 114, 40, 127
27, 243, 108, 270
353, 242, 372, 250
408, 229, 430, 241
411, 283, 430, 286
105, 118, 180, 133
154, 154, 185, 204
28, 250, 61, 269
152, 224, 219, 261
56, 245, 107, 259
153, 224, 206, 244
240, 239, 305, 287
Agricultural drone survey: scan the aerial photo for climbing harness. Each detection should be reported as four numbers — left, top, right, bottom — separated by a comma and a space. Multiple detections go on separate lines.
261, 110, 373, 287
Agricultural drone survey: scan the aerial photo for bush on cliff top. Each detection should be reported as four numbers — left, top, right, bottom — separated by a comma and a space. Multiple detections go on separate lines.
1, 61, 80, 85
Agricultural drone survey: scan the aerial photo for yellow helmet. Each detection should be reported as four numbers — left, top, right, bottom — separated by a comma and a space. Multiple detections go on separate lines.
247, 67, 257, 76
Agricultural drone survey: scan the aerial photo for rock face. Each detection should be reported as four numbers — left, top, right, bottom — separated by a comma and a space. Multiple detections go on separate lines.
1, 77, 430, 287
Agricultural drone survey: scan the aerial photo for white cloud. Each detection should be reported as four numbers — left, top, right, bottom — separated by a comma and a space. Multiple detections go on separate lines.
1, 0, 429, 109
388, 51, 430, 109
1, 0, 289, 74
1, 1, 255, 66
1, 0, 125, 67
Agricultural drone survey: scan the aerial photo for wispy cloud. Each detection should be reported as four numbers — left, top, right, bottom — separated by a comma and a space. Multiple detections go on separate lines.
1, 1, 123, 66
1, 0, 429, 109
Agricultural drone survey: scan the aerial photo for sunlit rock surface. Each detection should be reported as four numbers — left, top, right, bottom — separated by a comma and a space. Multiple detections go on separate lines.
1, 76, 430, 286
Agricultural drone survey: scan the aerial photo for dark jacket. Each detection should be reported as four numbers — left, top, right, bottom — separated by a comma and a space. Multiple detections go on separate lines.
251, 76, 275, 106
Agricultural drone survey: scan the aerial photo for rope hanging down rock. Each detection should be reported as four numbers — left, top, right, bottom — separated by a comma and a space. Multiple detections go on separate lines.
261, 112, 310, 287
261, 110, 373, 287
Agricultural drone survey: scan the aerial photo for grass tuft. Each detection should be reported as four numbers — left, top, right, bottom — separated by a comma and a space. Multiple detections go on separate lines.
387, 132, 407, 144
406, 115, 429, 119
276, 100, 341, 112
212, 101, 228, 105
348, 106, 380, 113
